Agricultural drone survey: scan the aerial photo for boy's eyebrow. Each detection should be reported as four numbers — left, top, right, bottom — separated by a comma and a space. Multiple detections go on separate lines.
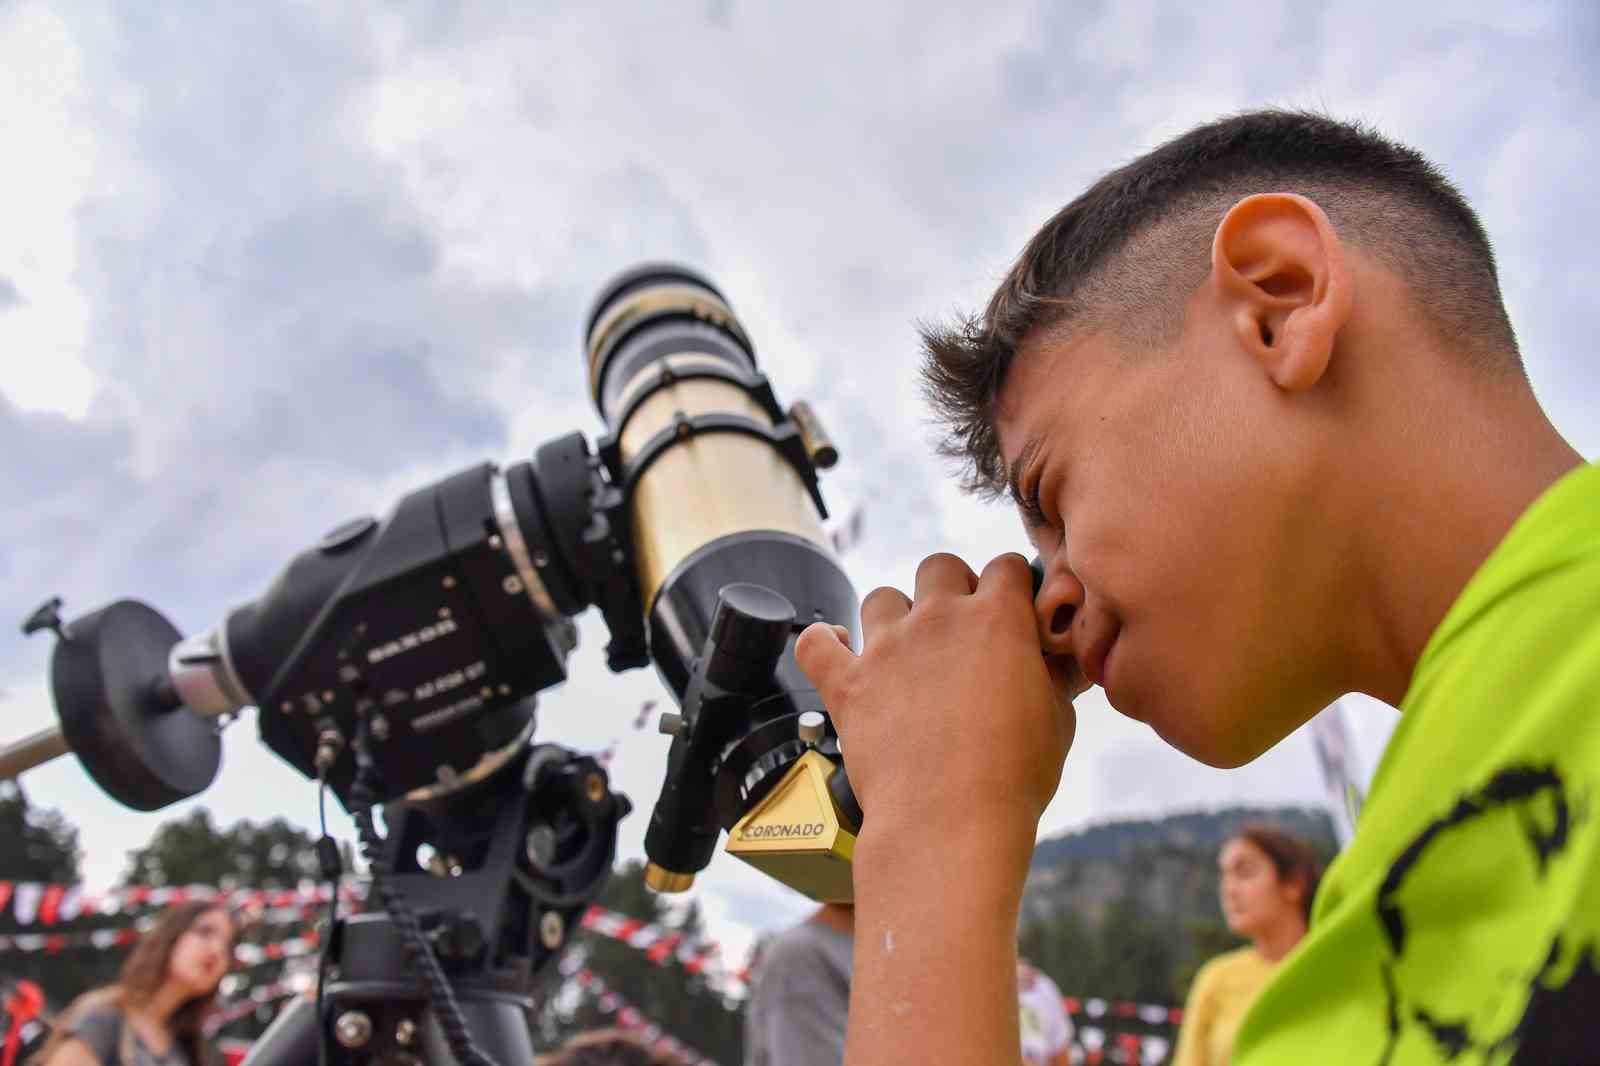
1006, 437, 1044, 510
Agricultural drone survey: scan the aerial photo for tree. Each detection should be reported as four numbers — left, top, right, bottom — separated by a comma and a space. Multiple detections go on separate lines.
1020, 906, 1099, 995
0, 781, 121, 1010
533, 861, 744, 1064
120, 809, 324, 890
0, 780, 79, 883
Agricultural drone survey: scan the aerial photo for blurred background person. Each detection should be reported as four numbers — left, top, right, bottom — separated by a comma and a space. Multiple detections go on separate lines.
32, 901, 238, 1066
1172, 825, 1322, 1066
535, 1027, 688, 1066
1017, 957, 1072, 1066
743, 903, 853, 1066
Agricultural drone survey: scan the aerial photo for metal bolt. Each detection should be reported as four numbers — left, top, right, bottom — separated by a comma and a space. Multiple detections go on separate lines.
540, 910, 565, 950
480, 686, 493, 699
503, 575, 525, 596
334, 1010, 373, 1049
280, 701, 293, 713
371, 715, 391, 742
322, 690, 336, 703
488, 534, 503, 550
442, 575, 457, 589
532, 549, 549, 567
658, 712, 684, 737
498, 683, 512, 696
439, 606, 452, 619
797, 710, 826, 744
314, 729, 344, 775
585, 772, 606, 803
395, 1018, 417, 1047
526, 825, 556, 869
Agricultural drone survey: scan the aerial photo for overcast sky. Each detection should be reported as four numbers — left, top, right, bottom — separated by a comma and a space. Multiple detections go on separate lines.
3, 1, 1597, 970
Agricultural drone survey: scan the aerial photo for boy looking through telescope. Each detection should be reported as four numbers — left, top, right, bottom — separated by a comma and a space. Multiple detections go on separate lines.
795, 110, 1599, 1065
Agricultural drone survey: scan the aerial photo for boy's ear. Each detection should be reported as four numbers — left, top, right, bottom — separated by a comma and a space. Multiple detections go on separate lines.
1210, 193, 1352, 393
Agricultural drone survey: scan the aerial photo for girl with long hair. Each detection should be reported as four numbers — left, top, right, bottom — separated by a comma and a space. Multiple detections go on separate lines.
34, 901, 238, 1066
1172, 825, 1323, 1066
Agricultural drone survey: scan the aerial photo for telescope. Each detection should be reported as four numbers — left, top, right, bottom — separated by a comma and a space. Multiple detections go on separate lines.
2, 264, 866, 1065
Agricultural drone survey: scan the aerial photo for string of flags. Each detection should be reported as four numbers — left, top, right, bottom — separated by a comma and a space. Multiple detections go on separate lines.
1063, 995, 1184, 1026
1, 880, 1185, 1036
230, 928, 321, 968
204, 977, 308, 1036
0, 976, 311, 1053
0, 880, 360, 926
578, 902, 1184, 1035
579, 904, 735, 985
0, 905, 339, 955
1073, 1027, 1173, 1065
560, 953, 717, 1066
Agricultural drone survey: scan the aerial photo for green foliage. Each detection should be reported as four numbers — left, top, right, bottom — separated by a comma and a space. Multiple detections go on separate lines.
0, 781, 121, 1009
1020, 805, 1337, 1018
0, 780, 79, 883
120, 808, 326, 890
532, 861, 744, 1064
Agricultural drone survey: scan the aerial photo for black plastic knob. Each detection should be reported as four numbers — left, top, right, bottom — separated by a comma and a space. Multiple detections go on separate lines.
706, 583, 795, 690
711, 583, 795, 660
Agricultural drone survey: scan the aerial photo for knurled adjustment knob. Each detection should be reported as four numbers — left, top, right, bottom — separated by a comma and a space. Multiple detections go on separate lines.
707, 583, 797, 691
710, 583, 795, 662
797, 710, 826, 744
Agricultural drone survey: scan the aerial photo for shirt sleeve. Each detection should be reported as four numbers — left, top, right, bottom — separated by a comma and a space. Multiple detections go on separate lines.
1171, 962, 1217, 1066
745, 936, 850, 1066
60, 1005, 122, 1065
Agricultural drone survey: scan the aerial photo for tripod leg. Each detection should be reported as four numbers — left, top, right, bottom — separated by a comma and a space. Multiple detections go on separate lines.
418, 997, 537, 1065
238, 995, 320, 1066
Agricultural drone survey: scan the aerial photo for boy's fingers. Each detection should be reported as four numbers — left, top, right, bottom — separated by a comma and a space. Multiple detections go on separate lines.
796, 621, 856, 696
978, 552, 1034, 605
913, 552, 978, 603
860, 585, 912, 639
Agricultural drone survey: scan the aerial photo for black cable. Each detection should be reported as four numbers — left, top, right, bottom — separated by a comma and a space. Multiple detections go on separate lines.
348, 729, 499, 1066
315, 774, 336, 1066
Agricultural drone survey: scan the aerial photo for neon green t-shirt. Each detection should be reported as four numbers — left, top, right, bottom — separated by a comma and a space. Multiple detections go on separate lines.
1236, 461, 1600, 1066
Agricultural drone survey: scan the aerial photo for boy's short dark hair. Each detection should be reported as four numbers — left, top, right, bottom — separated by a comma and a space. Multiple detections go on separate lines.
921, 109, 1521, 499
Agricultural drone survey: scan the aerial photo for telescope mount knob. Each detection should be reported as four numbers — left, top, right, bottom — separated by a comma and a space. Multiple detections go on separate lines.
21, 597, 69, 643
797, 710, 826, 745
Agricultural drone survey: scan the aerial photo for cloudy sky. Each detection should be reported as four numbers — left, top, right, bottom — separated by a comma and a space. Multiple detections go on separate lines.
3, 1, 1597, 969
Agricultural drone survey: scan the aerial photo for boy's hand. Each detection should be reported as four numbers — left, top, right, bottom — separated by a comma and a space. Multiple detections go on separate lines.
795, 551, 1079, 836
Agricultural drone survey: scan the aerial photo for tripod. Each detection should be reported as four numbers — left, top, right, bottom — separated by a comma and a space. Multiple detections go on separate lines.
243, 741, 628, 1066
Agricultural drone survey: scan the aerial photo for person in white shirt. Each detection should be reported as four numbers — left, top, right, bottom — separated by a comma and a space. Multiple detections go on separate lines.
1017, 959, 1073, 1066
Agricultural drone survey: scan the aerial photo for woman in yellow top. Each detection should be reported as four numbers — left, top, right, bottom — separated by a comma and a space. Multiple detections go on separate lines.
1172, 825, 1322, 1066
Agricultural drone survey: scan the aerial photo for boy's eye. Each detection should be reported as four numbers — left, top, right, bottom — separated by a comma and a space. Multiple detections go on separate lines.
1022, 479, 1048, 528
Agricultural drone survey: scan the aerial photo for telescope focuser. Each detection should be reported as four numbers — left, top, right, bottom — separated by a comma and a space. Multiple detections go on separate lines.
643, 583, 793, 892
642, 583, 864, 901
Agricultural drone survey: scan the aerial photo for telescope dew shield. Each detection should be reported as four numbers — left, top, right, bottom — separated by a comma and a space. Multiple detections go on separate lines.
585, 264, 861, 897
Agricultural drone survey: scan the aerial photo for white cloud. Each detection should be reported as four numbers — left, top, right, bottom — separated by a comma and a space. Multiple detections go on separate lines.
0, 3, 102, 417
0, 0, 1592, 983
